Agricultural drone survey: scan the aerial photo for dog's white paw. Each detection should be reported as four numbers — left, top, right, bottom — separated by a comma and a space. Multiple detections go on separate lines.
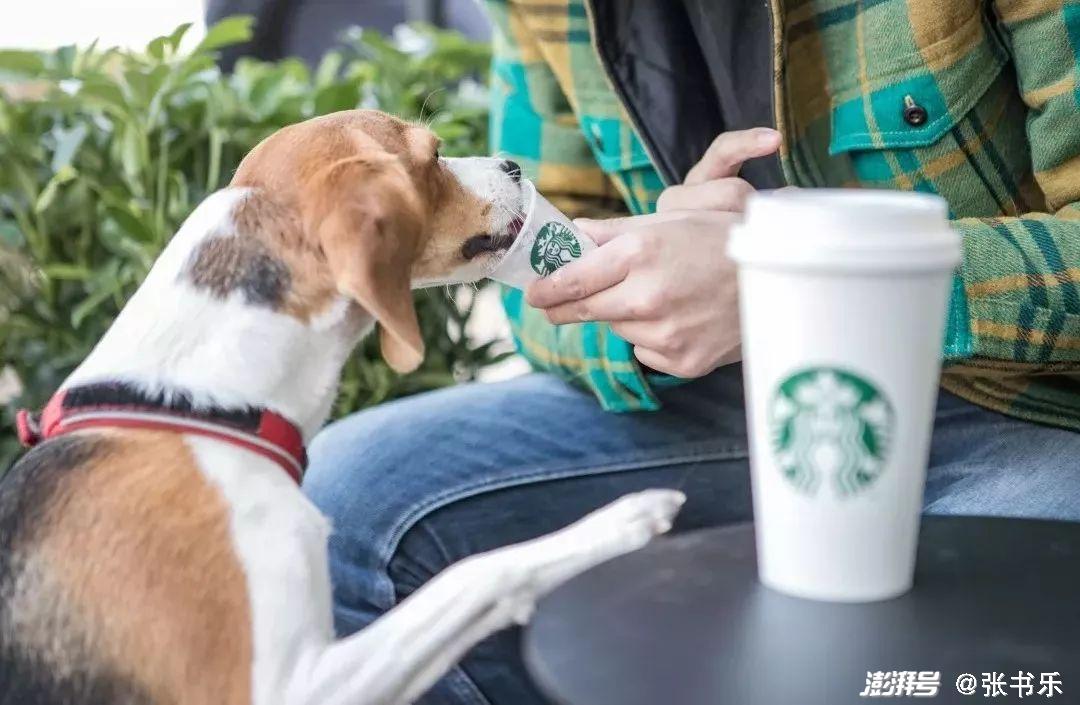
484, 490, 686, 612
576, 489, 686, 552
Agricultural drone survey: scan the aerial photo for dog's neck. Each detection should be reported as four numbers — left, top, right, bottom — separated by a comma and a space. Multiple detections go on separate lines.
63, 189, 371, 441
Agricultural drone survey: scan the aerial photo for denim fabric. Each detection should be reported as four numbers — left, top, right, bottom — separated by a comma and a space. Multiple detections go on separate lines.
303, 366, 1080, 705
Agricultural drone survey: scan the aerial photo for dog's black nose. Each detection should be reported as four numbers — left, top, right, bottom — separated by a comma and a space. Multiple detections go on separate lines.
500, 160, 522, 183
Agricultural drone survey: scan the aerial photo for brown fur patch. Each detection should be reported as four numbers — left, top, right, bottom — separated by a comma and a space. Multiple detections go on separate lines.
227, 111, 500, 327
303, 155, 428, 371
418, 175, 489, 276
31, 430, 253, 705
187, 235, 291, 309
229, 194, 338, 321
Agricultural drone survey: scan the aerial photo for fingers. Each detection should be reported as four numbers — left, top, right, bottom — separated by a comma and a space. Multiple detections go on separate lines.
540, 284, 653, 324
525, 241, 634, 310
611, 320, 677, 351
570, 216, 634, 246
630, 344, 727, 380
631, 346, 698, 379
684, 128, 781, 186
656, 178, 755, 214
574, 211, 687, 245
615, 320, 740, 379
526, 214, 677, 310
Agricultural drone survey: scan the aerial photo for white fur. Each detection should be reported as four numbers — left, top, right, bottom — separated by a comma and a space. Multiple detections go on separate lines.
189, 433, 683, 705
185, 436, 335, 705
65, 160, 683, 705
443, 157, 523, 233
414, 157, 527, 287
63, 189, 368, 440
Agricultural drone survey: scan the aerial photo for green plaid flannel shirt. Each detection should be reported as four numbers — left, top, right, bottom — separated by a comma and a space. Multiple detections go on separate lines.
485, 0, 1080, 432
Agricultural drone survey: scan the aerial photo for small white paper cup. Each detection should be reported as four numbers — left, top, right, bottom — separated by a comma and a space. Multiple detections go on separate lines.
487, 181, 595, 290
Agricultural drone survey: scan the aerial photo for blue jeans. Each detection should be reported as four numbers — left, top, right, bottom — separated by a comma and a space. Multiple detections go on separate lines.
303, 366, 1080, 705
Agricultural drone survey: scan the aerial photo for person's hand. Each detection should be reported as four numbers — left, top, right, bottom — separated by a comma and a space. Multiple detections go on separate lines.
656, 127, 781, 213
524, 128, 780, 378
527, 210, 740, 377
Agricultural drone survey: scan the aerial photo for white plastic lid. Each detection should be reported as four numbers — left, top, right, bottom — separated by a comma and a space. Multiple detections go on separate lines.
728, 189, 962, 273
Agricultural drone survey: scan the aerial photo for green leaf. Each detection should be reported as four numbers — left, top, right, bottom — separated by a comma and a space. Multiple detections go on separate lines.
167, 23, 193, 51
206, 128, 225, 192
34, 166, 77, 213
124, 68, 153, 107
73, 39, 100, 74
97, 218, 154, 264
432, 122, 469, 141
71, 281, 120, 329
105, 205, 156, 242
53, 45, 77, 75
0, 222, 23, 247
278, 58, 310, 83
78, 77, 128, 113
147, 36, 168, 61
196, 16, 255, 53
173, 54, 218, 87
315, 52, 344, 87
314, 83, 361, 115
118, 126, 145, 185
51, 124, 88, 173
41, 264, 93, 281
0, 50, 45, 78
144, 64, 171, 104
247, 69, 289, 117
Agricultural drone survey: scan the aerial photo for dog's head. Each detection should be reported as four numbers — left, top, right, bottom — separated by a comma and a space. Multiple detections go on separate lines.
229, 110, 525, 373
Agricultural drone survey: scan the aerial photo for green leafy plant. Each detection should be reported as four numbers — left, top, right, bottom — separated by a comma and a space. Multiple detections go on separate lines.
0, 19, 504, 469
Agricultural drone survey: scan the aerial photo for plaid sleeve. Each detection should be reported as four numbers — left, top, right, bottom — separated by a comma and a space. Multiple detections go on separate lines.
945, 2, 1080, 365
486, 0, 659, 411
485, 0, 626, 217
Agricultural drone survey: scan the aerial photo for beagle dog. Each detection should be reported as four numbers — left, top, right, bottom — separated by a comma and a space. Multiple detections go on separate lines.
0, 110, 684, 705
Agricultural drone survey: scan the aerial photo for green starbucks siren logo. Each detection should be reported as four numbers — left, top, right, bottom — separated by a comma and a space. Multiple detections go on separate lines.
769, 367, 894, 497
530, 222, 583, 276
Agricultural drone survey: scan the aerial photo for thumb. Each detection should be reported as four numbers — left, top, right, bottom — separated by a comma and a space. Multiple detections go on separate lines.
684, 128, 781, 186
573, 216, 637, 245
574, 211, 687, 245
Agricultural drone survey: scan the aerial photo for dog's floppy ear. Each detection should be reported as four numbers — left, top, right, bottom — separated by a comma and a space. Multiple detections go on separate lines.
307, 157, 426, 373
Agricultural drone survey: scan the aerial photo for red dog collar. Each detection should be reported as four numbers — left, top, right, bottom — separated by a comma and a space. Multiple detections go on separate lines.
16, 383, 306, 485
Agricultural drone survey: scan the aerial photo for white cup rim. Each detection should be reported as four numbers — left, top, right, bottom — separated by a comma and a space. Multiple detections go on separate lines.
729, 189, 962, 273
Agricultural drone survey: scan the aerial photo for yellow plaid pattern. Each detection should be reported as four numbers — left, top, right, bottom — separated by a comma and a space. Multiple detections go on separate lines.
488, 0, 1080, 431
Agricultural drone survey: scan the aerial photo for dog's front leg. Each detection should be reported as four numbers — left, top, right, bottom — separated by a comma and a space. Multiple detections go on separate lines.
295, 489, 685, 705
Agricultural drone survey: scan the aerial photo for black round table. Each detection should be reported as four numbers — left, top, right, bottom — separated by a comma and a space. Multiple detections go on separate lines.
524, 517, 1080, 705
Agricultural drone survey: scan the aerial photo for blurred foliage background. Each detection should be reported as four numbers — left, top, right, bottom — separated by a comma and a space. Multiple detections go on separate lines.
0, 18, 502, 470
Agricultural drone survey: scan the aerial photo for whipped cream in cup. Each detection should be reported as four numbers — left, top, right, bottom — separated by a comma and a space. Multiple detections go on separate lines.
486, 180, 596, 290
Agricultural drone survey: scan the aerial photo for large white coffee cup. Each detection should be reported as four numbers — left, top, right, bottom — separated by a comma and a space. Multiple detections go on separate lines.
487, 181, 595, 289
728, 189, 962, 602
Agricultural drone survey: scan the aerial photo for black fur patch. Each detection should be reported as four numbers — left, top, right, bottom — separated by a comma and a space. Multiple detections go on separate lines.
0, 650, 153, 705
185, 235, 291, 308
0, 434, 103, 556
0, 435, 150, 705
62, 381, 262, 430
